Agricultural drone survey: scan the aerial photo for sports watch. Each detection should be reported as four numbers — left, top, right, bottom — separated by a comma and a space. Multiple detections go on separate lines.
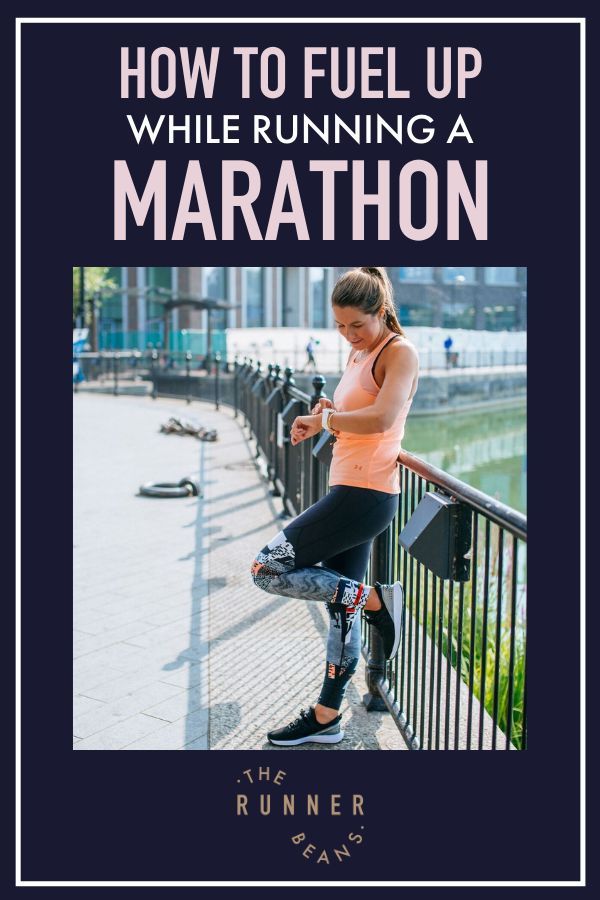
321, 408, 340, 436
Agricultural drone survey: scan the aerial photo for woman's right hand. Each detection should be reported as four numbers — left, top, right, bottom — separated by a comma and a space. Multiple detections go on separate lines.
311, 398, 335, 416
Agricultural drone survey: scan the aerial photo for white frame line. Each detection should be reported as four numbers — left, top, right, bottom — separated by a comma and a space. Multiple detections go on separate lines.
15, 15, 585, 889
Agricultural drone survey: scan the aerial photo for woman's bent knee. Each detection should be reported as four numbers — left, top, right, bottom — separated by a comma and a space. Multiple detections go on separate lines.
250, 553, 270, 590
250, 531, 296, 592
250, 552, 283, 593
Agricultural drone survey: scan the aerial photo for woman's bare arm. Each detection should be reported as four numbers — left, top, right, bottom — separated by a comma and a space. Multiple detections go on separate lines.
327, 342, 419, 435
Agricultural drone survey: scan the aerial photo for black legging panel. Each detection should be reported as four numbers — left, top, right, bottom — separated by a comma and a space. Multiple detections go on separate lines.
251, 485, 399, 708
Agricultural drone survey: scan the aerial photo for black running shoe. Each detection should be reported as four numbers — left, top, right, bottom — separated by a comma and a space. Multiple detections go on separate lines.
267, 706, 344, 746
363, 581, 405, 659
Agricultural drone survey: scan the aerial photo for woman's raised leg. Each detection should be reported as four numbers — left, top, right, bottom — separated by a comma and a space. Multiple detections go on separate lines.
250, 486, 399, 683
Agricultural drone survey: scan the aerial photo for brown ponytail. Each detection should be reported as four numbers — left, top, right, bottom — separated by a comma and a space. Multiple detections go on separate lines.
332, 267, 405, 335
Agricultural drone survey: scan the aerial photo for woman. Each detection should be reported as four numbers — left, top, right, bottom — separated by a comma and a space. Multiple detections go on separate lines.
250, 267, 419, 746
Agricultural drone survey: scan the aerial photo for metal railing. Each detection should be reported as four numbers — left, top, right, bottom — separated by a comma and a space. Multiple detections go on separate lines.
226, 346, 526, 374
369, 453, 527, 750
421, 348, 526, 372
73, 350, 230, 400
74, 347, 526, 386
74, 350, 148, 393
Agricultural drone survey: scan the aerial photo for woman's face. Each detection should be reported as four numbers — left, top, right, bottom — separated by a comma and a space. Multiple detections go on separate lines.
332, 305, 385, 351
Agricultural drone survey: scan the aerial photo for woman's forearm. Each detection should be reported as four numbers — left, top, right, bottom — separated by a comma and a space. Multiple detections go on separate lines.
328, 407, 384, 435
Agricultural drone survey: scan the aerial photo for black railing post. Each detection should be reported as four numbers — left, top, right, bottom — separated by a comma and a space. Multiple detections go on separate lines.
113, 353, 119, 396
214, 351, 221, 411
309, 374, 327, 507
267, 365, 283, 495
363, 530, 391, 712
309, 373, 326, 412
278, 366, 296, 518
264, 363, 274, 479
185, 351, 192, 404
243, 358, 252, 428
254, 362, 263, 459
233, 355, 240, 418
151, 350, 158, 399
283, 367, 295, 395
246, 359, 256, 435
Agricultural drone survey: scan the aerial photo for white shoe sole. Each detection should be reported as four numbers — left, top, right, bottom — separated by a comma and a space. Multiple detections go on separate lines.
268, 729, 345, 746
384, 582, 405, 659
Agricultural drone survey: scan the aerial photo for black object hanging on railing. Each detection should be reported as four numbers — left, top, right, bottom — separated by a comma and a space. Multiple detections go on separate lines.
251, 371, 269, 399
280, 397, 304, 426
399, 490, 472, 582
312, 429, 336, 466
265, 380, 285, 410
263, 372, 286, 500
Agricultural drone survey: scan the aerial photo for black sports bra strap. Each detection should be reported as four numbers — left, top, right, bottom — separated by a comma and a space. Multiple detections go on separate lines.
371, 334, 402, 375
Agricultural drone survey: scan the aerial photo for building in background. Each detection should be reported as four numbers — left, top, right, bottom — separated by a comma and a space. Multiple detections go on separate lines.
91, 266, 526, 350
384, 266, 527, 331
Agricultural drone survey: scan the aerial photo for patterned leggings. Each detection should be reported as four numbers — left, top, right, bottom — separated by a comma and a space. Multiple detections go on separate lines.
250, 485, 399, 710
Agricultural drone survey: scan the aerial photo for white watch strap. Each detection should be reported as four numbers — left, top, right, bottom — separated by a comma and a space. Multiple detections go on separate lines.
322, 408, 333, 432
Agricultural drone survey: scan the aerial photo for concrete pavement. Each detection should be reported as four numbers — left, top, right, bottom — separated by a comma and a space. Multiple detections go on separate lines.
73, 393, 405, 750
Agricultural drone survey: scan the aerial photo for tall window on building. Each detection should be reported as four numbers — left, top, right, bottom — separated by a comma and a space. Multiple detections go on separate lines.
441, 267, 476, 329
484, 267, 518, 285
398, 267, 434, 283
393, 267, 435, 327
145, 267, 171, 345
98, 267, 124, 349
310, 267, 327, 328
443, 304, 476, 329
103, 266, 123, 319
244, 267, 265, 327
282, 267, 300, 326
482, 304, 519, 330
203, 266, 228, 330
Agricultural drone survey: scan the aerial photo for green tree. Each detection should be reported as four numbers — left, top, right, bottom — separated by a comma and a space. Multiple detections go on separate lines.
72, 267, 118, 327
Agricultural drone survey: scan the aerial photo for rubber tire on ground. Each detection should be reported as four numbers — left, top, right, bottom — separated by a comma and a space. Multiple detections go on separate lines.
138, 481, 195, 498
177, 478, 201, 496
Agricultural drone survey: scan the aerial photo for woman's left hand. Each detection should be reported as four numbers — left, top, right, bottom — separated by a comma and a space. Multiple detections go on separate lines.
290, 414, 321, 446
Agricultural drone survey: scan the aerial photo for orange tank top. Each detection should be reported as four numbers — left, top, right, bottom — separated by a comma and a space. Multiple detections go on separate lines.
329, 334, 416, 494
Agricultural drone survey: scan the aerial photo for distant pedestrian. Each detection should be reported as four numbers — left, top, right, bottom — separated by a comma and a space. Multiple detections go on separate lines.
302, 336, 319, 372
73, 356, 84, 383
444, 335, 454, 368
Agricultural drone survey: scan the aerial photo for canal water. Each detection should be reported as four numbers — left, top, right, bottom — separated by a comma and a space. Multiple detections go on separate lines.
403, 402, 526, 514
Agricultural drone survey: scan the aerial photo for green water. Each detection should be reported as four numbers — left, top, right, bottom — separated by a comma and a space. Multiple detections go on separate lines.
403, 403, 527, 514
